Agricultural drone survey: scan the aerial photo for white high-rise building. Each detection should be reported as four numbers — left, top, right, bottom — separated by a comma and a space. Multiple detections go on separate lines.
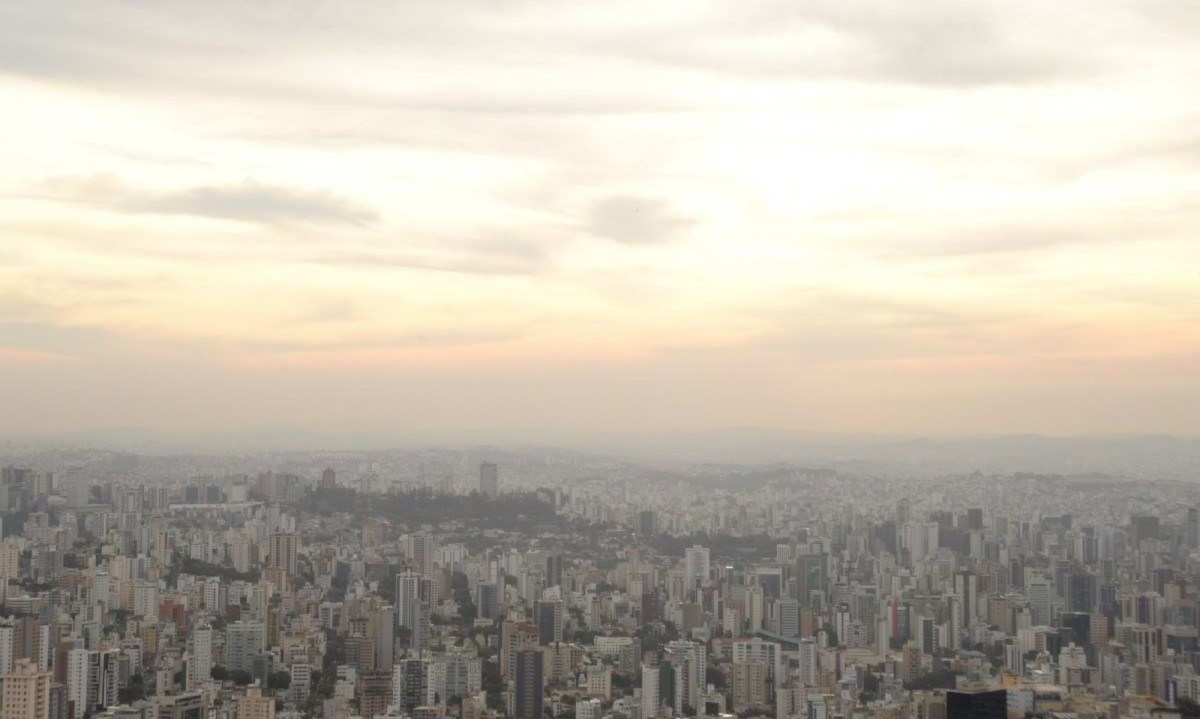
224, 621, 265, 674
732, 638, 784, 684
666, 641, 705, 716
67, 649, 118, 719
797, 639, 817, 686
684, 546, 710, 592
133, 581, 158, 623
191, 625, 213, 689
640, 663, 660, 719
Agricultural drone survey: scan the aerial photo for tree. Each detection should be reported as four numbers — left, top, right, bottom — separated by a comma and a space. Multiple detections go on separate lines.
118, 674, 146, 704
210, 666, 229, 682
230, 670, 253, 686
269, 670, 292, 691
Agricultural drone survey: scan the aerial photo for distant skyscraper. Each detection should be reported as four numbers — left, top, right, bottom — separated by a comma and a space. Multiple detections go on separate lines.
479, 463, 498, 498
395, 571, 429, 649
665, 641, 705, 716
533, 600, 564, 645
475, 582, 499, 620
501, 622, 539, 682
190, 625, 213, 689
268, 532, 299, 576
66, 649, 118, 719
320, 468, 337, 489
512, 650, 543, 719
545, 554, 563, 589
641, 662, 661, 719
638, 510, 657, 537
684, 546, 710, 592
224, 621, 265, 675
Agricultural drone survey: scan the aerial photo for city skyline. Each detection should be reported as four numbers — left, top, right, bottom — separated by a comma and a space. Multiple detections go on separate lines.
2, 1, 1199, 439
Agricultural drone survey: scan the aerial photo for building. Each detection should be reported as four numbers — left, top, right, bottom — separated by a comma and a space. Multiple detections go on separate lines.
1, 659, 52, 719
730, 661, 769, 709
946, 690, 1007, 719
395, 572, 429, 650
501, 623, 539, 682
479, 463, 498, 498
533, 600, 564, 645
641, 663, 660, 719
512, 650, 542, 719
392, 659, 427, 715
224, 622, 265, 675
237, 684, 275, 719
576, 699, 602, 719
189, 625, 212, 689
665, 641, 705, 716
156, 691, 202, 719
268, 533, 299, 576
684, 546, 710, 592
66, 649, 118, 719
357, 671, 393, 719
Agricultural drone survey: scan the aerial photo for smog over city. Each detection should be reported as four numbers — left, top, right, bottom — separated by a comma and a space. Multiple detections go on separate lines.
0, 3, 1198, 719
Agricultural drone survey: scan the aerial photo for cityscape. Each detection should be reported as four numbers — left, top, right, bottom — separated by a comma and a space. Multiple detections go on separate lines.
0, 446, 1194, 719
1, 3, 1199, 719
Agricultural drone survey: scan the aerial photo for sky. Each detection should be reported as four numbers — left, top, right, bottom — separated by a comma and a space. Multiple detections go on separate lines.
1, 0, 1198, 443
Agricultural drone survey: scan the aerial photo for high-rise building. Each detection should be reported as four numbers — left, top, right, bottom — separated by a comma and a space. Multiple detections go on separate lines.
66, 649, 118, 719
0, 623, 14, 677
395, 571, 429, 650
545, 555, 563, 589
268, 533, 299, 576
684, 546, 710, 592
237, 684, 275, 719
501, 622, 539, 682
479, 463, 498, 498
512, 650, 543, 719
475, 582, 499, 620
665, 641, 705, 716
641, 662, 661, 719
224, 621, 265, 675
190, 625, 212, 689
1, 659, 51, 719
392, 659, 428, 715
410, 534, 436, 578
797, 638, 817, 686
533, 600, 564, 645
357, 671, 393, 719
730, 661, 769, 709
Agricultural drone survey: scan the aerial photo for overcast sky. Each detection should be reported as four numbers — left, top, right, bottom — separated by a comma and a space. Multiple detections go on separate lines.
1, 0, 1198, 442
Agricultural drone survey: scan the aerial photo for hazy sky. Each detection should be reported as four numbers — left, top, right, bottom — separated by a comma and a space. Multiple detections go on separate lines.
1, 0, 1198, 441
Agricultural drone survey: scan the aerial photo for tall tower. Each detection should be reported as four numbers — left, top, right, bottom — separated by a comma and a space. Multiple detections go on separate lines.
684, 546, 710, 593
513, 650, 543, 719
640, 662, 660, 719
190, 624, 213, 689
268, 533, 299, 576
479, 463, 498, 498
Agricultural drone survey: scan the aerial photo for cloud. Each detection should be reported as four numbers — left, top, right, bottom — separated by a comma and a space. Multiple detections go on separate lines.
302, 232, 552, 276
43, 176, 377, 227
587, 196, 693, 245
